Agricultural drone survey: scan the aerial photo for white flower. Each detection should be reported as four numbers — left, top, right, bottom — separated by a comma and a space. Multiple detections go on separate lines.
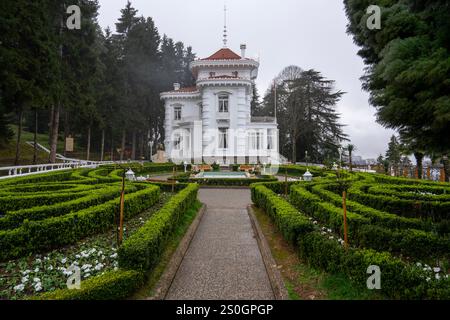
81, 264, 92, 270
97, 251, 103, 256
75, 255, 80, 259
33, 277, 40, 283
21, 276, 29, 283
426, 277, 431, 282
22, 270, 31, 276
433, 267, 441, 273
61, 258, 67, 264
327, 229, 332, 233
47, 265, 53, 271
95, 263, 103, 271
14, 284, 25, 292
84, 273, 91, 278
114, 267, 118, 271
321, 231, 326, 235
34, 267, 39, 273
112, 247, 117, 251
329, 236, 334, 240
416, 262, 422, 267
435, 273, 441, 280
110, 253, 118, 259
34, 283, 42, 292
35, 258, 42, 264
101, 255, 105, 260
313, 221, 318, 225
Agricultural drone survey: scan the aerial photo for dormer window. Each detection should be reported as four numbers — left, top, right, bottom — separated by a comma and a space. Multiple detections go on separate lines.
174, 106, 182, 121
218, 95, 229, 113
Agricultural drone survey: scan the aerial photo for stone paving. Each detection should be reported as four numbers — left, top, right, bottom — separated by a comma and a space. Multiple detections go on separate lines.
165, 189, 275, 300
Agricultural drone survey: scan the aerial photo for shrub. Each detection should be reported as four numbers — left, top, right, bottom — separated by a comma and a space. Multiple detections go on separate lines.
251, 184, 314, 244
0, 185, 160, 261
118, 183, 199, 271
35, 270, 144, 300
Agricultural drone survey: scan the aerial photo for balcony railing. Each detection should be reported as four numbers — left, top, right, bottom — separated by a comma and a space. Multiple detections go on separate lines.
251, 116, 276, 123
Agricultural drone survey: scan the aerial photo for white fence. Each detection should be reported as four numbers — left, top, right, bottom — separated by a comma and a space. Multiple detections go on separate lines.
0, 160, 137, 180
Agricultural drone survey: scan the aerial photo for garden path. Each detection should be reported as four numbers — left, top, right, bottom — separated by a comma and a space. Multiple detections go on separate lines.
165, 188, 275, 299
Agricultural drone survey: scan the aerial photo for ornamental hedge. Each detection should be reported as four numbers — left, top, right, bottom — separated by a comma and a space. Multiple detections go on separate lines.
251, 180, 450, 299
118, 183, 199, 271
36, 270, 144, 300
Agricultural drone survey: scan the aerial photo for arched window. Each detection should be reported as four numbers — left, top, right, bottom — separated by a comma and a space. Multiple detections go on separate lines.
218, 94, 229, 113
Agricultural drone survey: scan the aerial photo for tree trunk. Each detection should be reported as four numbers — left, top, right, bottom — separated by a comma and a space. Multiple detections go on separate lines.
414, 152, 424, 180
14, 108, 23, 166
100, 128, 105, 162
33, 108, 38, 164
110, 129, 114, 161
48, 105, 54, 147
63, 108, 69, 157
291, 129, 297, 163
86, 126, 91, 160
120, 129, 126, 161
49, 104, 60, 163
139, 132, 144, 160
349, 151, 352, 172
131, 129, 136, 160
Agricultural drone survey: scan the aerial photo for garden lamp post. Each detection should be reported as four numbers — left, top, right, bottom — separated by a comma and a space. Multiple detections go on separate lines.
148, 140, 154, 162
183, 161, 188, 173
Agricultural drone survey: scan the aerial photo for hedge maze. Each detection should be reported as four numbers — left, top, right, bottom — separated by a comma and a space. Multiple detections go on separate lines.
0, 164, 199, 299
252, 169, 450, 299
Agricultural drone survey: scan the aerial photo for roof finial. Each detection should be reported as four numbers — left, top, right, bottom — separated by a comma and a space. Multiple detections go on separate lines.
223, 4, 228, 47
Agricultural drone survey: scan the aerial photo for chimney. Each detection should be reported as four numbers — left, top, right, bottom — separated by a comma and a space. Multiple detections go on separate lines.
240, 44, 246, 58
173, 83, 180, 91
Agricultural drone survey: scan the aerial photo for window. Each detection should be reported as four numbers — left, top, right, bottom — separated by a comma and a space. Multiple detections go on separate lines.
209, 72, 216, 78
219, 128, 228, 149
173, 134, 182, 150
218, 95, 229, 113
249, 131, 262, 150
174, 106, 182, 121
267, 129, 274, 150
232, 71, 238, 77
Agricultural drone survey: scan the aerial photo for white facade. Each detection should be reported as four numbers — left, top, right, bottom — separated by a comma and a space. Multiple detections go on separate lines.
161, 45, 279, 165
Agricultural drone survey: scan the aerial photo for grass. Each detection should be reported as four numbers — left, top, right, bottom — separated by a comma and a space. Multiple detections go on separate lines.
0, 126, 108, 167
130, 200, 203, 299
252, 205, 384, 300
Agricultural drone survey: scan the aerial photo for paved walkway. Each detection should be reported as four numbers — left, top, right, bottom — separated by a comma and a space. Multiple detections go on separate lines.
166, 189, 274, 300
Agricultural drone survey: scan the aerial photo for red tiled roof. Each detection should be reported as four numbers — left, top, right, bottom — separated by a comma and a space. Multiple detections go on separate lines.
177, 86, 198, 92
202, 48, 241, 60
166, 86, 199, 93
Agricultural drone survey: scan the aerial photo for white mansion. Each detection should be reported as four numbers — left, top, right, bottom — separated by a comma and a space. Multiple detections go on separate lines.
161, 44, 279, 165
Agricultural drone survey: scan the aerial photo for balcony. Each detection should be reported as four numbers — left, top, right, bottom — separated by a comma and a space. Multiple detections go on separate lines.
251, 116, 276, 123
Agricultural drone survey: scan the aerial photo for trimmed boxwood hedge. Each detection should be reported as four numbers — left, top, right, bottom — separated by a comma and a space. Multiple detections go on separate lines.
170, 173, 278, 186
348, 182, 450, 221
253, 181, 450, 299
290, 184, 449, 260
251, 184, 313, 244
118, 183, 199, 271
0, 184, 138, 230
35, 270, 144, 300
0, 185, 160, 261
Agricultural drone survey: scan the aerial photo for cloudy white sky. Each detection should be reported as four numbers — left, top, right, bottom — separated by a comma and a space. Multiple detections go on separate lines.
97, 0, 395, 159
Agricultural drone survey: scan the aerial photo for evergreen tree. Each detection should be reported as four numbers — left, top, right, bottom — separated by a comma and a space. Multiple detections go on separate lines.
344, 0, 450, 178
386, 135, 402, 176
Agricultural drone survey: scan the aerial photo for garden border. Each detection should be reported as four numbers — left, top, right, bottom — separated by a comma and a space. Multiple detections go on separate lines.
148, 204, 207, 300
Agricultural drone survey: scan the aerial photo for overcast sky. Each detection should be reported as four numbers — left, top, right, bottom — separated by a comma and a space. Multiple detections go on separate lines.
97, 0, 395, 159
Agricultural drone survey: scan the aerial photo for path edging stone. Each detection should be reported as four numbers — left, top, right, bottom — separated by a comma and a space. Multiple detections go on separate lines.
147, 204, 207, 300
247, 205, 289, 300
